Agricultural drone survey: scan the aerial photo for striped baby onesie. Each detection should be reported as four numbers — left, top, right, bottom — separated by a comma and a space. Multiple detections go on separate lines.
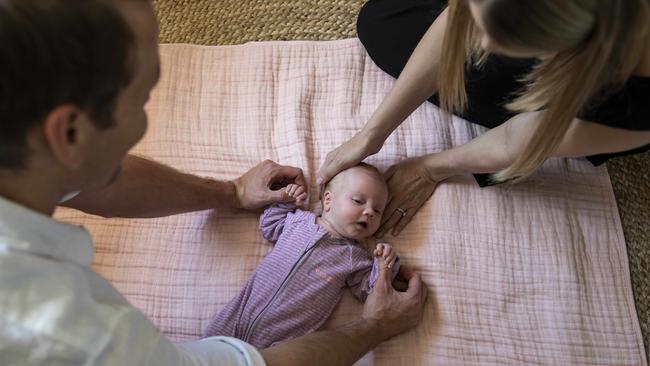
203, 202, 399, 348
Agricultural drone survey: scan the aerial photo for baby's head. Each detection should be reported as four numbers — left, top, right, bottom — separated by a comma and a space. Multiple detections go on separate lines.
321, 163, 388, 240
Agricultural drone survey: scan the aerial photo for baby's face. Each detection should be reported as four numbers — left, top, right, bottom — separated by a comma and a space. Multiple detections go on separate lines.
322, 167, 388, 240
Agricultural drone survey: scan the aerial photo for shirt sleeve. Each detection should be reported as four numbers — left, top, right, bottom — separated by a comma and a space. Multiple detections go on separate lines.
94, 306, 266, 366
175, 337, 266, 366
346, 247, 401, 302
258, 202, 298, 242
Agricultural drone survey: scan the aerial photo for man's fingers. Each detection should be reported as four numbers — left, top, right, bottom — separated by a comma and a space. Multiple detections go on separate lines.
374, 257, 393, 291
274, 165, 307, 189
405, 271, 423, 298
268, 188, 291, 203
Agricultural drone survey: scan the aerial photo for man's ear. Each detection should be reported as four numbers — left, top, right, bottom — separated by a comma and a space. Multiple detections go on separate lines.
42, 105, 87, 170
322, 190, 332, 212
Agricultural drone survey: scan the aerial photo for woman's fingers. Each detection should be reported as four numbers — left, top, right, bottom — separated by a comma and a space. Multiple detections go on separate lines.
317, 133, 382, 191
392, 200, 425, 236
376, 157, 440, 237
317, 147, 359, 189
377, 207, 403, 238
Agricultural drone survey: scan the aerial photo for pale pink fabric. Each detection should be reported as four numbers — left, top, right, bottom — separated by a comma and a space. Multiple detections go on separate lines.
54, 39, 646, 365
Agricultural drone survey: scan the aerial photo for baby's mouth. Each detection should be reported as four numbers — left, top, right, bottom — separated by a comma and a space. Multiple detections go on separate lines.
356, 221, 368, 229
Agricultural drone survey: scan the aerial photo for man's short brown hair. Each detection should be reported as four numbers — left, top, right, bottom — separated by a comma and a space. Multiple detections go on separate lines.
0, 0, 135, 169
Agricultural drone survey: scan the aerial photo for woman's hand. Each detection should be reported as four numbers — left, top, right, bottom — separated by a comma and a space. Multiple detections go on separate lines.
317, 132, 384, 191
376, 156, 443, 237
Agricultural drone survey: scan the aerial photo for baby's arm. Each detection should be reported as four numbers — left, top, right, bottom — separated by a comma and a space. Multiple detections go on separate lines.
347, 243, 401, 302
259, 184, 308, 242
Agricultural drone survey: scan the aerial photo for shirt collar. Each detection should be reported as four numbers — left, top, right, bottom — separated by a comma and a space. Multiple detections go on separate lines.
0, 196, 94, 266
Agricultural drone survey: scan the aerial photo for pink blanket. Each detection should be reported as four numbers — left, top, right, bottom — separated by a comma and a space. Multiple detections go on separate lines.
54, 39, 646, 365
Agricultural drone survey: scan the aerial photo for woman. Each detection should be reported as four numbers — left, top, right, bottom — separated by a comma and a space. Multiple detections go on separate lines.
317, 0, 650, 237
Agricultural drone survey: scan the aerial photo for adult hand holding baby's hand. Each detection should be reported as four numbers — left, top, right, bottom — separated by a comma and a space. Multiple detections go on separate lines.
363, 264, 427, 341
233, 160, 308, 210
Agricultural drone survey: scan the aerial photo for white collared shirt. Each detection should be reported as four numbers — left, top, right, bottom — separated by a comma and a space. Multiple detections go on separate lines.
0, 196, 266, 366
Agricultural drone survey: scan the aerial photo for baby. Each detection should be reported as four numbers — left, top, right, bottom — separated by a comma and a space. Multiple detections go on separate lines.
203, 163, 400, 348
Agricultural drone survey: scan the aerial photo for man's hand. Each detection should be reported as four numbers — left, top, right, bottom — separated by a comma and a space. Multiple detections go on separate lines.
232, 160, 307, 210
363, 264, 427, 340
260, 262, 428, 366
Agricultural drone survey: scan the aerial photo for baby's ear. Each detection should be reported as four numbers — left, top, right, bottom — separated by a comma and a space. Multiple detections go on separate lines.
322, 191, 332, 212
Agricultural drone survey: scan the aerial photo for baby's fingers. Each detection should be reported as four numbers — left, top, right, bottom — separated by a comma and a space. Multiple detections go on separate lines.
295, 185, 306, 196
381, 244, 393, 260
295, 192, 308, 205
373, 243, 384, 257
284, 184, 297, 197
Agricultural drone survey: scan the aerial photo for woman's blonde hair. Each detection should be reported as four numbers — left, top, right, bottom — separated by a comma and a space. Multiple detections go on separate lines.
438, 0, 650, 182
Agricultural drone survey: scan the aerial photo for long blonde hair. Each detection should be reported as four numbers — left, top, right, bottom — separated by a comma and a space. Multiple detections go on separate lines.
438, 0, 650, 182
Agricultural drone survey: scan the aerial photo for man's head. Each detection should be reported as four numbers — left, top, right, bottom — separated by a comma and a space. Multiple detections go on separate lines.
321, 163, 388, 240
0, 0, 160, 203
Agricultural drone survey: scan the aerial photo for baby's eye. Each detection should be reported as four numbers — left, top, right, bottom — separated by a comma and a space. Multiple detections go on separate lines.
374, 209, 382, 215
352, 198, 363, 204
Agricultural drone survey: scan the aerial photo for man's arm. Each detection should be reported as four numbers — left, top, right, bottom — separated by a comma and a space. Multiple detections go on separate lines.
61, 155, 306, 218
261, 265, 427, 366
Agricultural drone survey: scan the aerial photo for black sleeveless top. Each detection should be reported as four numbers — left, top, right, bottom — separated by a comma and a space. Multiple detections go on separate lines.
435, 55, 650, 167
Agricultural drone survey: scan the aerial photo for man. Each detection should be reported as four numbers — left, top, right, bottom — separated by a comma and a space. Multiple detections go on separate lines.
0, 1, 427, 365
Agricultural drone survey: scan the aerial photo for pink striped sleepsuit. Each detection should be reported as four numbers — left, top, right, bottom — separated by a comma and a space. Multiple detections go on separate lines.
203, 202, 399, 348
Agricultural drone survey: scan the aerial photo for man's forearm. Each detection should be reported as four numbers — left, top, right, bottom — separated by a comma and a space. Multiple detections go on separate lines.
260, 319, 387, 366
61, 155, 238, 218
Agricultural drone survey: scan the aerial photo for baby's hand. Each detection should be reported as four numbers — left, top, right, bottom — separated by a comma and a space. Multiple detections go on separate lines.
373, 243, 397, 269
284, 183, 308, 205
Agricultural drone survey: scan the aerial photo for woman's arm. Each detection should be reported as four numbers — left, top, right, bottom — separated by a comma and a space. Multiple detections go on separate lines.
377, 111, 650, 237
426, 111, 650, 179
317, 8, 449, 186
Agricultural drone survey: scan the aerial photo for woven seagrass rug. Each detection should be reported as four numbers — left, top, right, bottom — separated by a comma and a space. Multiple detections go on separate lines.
152, 0, 649, 358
